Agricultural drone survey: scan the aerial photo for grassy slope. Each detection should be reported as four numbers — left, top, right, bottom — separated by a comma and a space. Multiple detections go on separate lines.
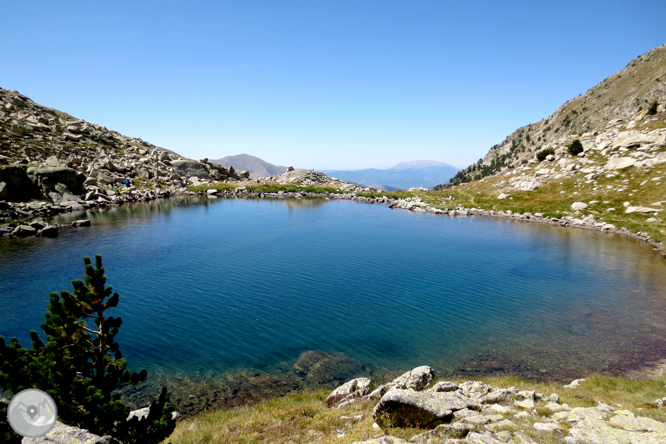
359, 146, 666, 245
165, 374, 666, 444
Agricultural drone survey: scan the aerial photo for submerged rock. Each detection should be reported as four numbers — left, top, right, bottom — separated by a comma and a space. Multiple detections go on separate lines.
293, 350, 364, 386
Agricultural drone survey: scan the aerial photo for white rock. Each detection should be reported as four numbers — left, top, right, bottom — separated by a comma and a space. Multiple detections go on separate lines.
625, 206, 662, 214
534, 422, 562, 431
606, 157, 636, 170
571, 202, 588, 211
515, 399, 535, 410
564, 378, 586, 388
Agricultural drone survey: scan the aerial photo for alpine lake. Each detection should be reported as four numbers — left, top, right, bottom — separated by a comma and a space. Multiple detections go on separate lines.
2, 196, 666, 415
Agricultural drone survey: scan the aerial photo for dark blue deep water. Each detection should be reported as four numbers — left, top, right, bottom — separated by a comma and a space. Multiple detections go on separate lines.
2, 197, 666, 386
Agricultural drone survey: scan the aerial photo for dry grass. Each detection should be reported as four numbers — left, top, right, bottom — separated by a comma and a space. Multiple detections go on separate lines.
415, 151, 666, 244
165, 389, 384, 444
164, 373, 666, 444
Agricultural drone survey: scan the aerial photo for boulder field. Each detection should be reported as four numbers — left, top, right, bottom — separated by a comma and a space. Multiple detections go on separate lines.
324, 366, 666, 444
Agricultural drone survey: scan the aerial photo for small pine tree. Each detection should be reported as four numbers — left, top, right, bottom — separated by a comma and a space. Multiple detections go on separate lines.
567, 139, 584, 156
0, 255, 175, 443
536, 148, 555, 162
647, 100, 659, 116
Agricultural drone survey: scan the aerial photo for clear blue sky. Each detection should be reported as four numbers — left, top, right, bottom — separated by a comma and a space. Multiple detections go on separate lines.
2, 1, 665, 170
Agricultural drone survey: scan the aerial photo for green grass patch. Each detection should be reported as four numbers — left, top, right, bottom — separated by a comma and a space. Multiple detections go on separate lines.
187, 183, 238, 193
245, 183, 343, 194
401, 157, 666, 243
166, 389, 382, 444
355, 190, 415, 199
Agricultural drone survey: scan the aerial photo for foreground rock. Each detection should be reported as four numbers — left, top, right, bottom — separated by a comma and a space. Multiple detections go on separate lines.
21, 421, 120, 444
323, 365, 666, 444
373, 388, 480, 429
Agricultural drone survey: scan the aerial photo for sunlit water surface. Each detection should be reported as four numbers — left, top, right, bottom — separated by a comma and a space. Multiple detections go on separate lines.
2, 197, 666, 398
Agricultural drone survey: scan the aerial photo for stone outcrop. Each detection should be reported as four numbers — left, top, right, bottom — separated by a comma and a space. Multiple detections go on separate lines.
373, 388, 480, 429
325, 366, 666, 444
20, 421, 120, 444
0, 166, 43, 201
0, 87, 253, 236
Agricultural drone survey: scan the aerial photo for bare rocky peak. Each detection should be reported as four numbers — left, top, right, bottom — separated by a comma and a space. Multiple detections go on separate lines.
451, 43, 666, 185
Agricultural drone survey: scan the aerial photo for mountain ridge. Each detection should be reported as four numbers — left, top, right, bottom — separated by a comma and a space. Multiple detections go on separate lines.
446, 43, 666, 186
323, 160, 459, 190
209, 154, 288, 178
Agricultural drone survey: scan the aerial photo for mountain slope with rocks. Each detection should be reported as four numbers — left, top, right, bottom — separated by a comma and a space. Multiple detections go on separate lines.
445, 43, 666, 185
0, 87, 246, 235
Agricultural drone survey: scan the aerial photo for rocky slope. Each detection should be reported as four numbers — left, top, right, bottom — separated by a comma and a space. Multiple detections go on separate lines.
446, 43, 666, 185
0, 87, 262, 236
324, 366, 666, 444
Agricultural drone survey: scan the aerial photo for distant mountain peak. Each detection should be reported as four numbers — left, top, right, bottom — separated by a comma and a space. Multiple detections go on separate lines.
391, 160, 456, 171
209, 154, 288, 178
322, 160, 460, 190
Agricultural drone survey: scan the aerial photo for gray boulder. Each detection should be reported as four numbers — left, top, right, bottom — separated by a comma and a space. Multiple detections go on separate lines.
26, 167, 85, 195
72, 219, 91, 227
171, 160, 211, 179
11, 225, 37, 237
324, 377, 372, 407
373, 388, 480, 429
38, 225, 58, 238
0, 166, 43, 202
367, 365, 435, 399
20, 421, 120, 444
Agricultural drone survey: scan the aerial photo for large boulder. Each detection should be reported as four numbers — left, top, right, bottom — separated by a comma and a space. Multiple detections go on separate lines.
26, 167, 85, 195
324, 377, 373, 407
373, 388, 480, 429
605, 157, 636, 170
0, 166, 43, 202
367, 365, 435, 399
171, 160, 211, 179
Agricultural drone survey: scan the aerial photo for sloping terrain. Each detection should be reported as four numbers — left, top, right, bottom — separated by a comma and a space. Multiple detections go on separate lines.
447, 43, 666, 185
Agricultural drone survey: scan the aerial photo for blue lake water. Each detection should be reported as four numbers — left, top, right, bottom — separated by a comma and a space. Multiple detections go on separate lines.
2, 197, 666, 392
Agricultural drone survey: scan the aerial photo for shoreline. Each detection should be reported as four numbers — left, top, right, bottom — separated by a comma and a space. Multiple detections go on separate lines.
205, 189, 666, 259
3, 186, 665, 261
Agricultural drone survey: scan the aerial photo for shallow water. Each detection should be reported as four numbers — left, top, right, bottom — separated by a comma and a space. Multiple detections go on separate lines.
2, 197, 666, 389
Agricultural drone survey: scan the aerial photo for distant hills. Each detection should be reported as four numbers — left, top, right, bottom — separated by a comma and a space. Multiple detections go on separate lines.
209, 154, 288, 178
322, 160, 460, 190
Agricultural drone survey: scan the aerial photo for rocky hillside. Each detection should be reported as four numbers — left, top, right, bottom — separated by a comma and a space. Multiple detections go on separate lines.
445, 43, 666, 186
0, 88, 249, 228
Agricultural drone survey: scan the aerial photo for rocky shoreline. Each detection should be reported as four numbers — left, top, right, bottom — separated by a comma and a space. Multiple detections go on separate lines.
3, 184, 665, 264
322, 365, 666, 444
202, 188, 666, 259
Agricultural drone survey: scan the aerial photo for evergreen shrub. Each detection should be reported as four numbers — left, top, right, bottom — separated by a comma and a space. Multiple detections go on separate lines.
0, 255, 176, 444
